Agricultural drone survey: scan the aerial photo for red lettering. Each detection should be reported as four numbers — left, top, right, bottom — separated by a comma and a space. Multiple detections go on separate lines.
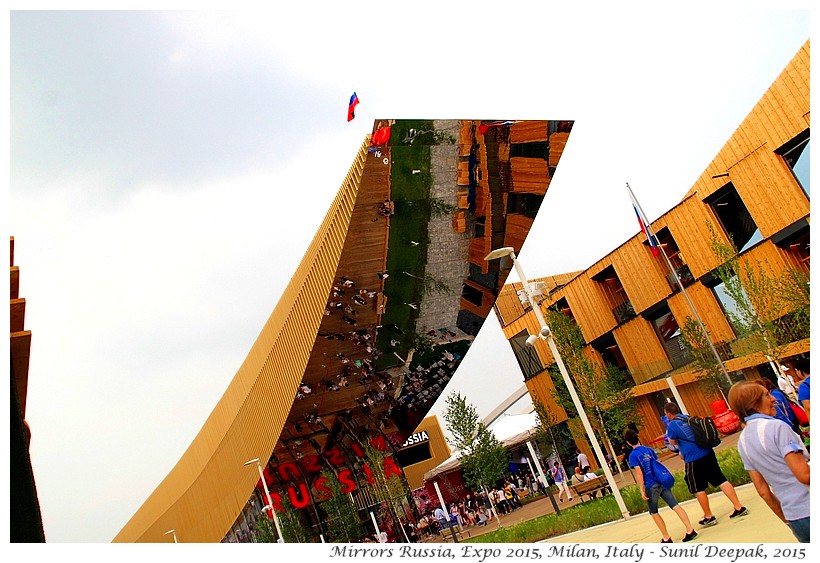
363, 463, 375, 484
264, 465, 276, 485
270, 491, 283, 513
287, 483, 311, 509
278, 462, 300, 482
350, 442, 365, 458
369, 435, 389, 452
303, 454, 322, 474
325, 448, 345, 466
313, 476, 332, 501
383, 457, 402, 479
338, 469, 357, 493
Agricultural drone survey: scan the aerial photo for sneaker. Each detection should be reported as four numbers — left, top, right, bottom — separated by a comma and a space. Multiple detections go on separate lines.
729, 507, 749, 519
698, 516, 717, 527
661, 538, 673, 544
682, 530, 698, 542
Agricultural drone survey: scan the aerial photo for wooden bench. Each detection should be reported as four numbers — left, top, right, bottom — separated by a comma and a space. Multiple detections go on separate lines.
570, 475, 611, 503
439, 526, 470, 542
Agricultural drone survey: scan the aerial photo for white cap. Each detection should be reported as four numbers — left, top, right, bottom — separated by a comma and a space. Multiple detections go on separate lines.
780, 364, 790, 371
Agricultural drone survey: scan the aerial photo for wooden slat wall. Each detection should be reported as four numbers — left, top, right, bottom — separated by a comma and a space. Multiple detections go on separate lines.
666, 282, 736, 346
525, 373, 568, 422
402, 416, 453, 490
613, 318, 672, 384
688, 42, 810, 202
730, 147, 810, 238
657, 196, 728, 279
503, 213, 535, 252
495, 282, 527, 328
607, 240, 669, 314
113, 141, 369, 543
496, 42, 809, 446
509, 121, 548, 143
558, 276, 616, 344
458, 120, 474, 157
509, 157, 551, 194
548, 132, 570, 167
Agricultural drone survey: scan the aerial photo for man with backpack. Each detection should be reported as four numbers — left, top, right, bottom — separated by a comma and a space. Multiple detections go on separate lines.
624, 429, 697, 543
663, 402, 748, 527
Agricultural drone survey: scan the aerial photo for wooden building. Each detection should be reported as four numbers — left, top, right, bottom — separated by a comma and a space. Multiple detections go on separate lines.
113, 119, 575, 543
496, 41, 810, 466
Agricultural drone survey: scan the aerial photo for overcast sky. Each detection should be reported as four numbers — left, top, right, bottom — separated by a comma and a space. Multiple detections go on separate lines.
7, 5, 810, 544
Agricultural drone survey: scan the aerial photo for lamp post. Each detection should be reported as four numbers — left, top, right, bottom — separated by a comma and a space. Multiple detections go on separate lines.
164, 529, 178, 543
244, 458, 285, 543
486, 247, 630, 520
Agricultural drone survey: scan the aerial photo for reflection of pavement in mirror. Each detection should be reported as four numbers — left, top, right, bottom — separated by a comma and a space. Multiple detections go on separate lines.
416, 120, 472, 336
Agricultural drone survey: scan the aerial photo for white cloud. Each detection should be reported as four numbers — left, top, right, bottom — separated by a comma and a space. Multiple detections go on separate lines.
8, 6, 810, 542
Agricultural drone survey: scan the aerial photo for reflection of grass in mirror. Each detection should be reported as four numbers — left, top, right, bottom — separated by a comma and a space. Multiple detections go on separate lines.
375, 121, 434, 367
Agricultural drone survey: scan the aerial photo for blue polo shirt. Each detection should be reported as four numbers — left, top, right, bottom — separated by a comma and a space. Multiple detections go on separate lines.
797, 376, 810, 404
665, 415, 711, 463
628, 445, 659, 489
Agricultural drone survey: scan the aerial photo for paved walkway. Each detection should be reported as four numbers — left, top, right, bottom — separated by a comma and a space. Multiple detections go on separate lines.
419, 433, 800, 545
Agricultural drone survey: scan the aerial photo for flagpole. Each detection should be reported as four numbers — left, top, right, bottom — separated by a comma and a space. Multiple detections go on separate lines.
626, 183, 733, 389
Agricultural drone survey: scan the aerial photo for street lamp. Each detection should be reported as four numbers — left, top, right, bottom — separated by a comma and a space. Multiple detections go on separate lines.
164, 529, 178, 543
244, 458, 285, 543
486, 247, 630, 520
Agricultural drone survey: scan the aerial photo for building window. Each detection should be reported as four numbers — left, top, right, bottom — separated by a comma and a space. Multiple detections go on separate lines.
506, 192, 543, 218
647, 307, 692, 369
592, 265, 635, 324
771, 220, 810, 272
704, 182, 761, 253
510, 330, 544, 380
549, 297, 575, 323
474, 216, 486, 238
510, 141, 549, 159
776, 129, 810, 198
709, 277, 747, 336
655, 228, 695, 291
590, 333, 635, 386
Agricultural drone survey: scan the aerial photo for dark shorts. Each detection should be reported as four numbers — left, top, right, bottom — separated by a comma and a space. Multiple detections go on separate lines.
647, 483, 679, 514
684, 449, 727, 494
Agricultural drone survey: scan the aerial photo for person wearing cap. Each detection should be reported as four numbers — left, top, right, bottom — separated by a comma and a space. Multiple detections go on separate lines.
777, 365, 799, 403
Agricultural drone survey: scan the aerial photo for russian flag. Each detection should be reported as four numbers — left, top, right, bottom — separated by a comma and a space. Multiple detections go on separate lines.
627, 183, 659, 257
347, 92, 359, 122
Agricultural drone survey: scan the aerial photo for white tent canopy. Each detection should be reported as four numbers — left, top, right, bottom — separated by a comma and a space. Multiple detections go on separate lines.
423, 412, 540, 480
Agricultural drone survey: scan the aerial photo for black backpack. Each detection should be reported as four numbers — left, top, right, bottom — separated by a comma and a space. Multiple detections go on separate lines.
684, 415, 721, 448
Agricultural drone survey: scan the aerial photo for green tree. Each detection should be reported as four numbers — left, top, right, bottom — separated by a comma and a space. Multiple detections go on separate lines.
545, 309, 640, 468
254, 512, 279, 543
319, 468, 362, 543
532, 398, 574, 479
363, 443, 412, 542
681, 224, 810, 392
278, 494, 311, 543
442, 392, 509, 494
680, 316, 731, 400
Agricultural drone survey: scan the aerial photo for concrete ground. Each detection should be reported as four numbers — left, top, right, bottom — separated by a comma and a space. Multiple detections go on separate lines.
419, 432, 801, 544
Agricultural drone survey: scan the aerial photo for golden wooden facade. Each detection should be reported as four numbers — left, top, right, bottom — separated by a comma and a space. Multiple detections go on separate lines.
500, 41, 810, 453
114, 119, 575, 543
113, 142, 369, 543
401, 416, 452, 491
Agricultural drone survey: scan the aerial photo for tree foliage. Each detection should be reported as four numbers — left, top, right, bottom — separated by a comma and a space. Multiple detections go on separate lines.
442, 392, 509, 492
544, 309, 640, 464
681, 224, 810, 391
363, 443, 412, 542
319, 468, 362, 543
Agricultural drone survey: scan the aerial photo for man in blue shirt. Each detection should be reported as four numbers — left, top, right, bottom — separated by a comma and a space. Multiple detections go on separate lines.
625, 429, 697, 543
663, 402, 748, 527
